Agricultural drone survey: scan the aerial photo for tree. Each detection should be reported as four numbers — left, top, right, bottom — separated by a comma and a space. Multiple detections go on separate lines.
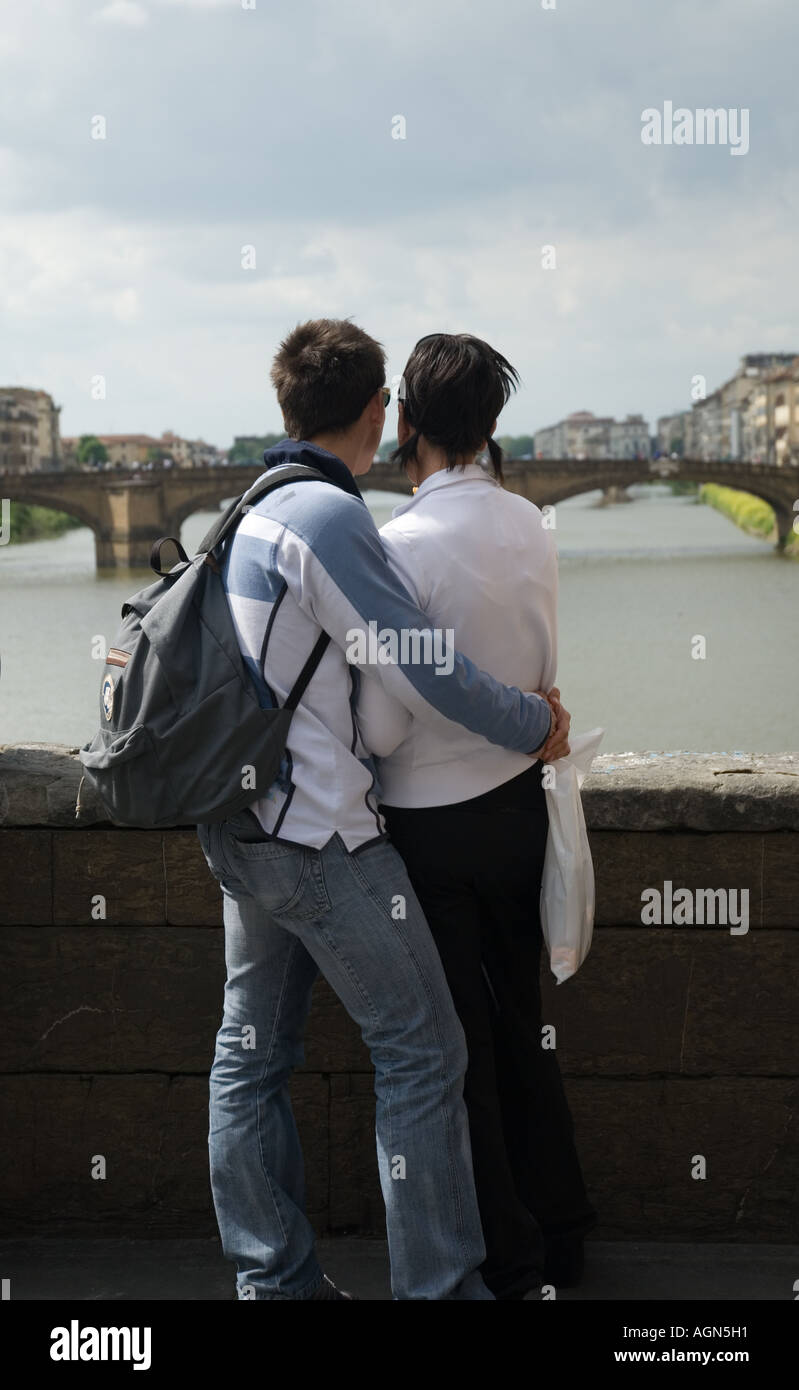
227, 433, 285, 464
76, 434, 109, 466
146, 445, 169, 465
497, 434, 536, 458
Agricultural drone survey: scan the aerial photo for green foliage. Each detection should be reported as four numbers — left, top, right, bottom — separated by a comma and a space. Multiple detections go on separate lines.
6, 503, 83, 543
698, 483, 799, 553
699, 483, 775, 539
375, 437, 398, 462
227, 433, 285, 464
497, 434, 536, 457
76, 434, 108, 465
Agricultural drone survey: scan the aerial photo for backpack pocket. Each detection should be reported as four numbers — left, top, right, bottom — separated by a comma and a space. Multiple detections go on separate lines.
79, 723, 179, 827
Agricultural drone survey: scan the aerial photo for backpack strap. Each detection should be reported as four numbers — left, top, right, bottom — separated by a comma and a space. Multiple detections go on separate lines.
206, 463, 332, 712
197, 464, 332, 556
283, 631, 331, 710
150, 536, 190, 574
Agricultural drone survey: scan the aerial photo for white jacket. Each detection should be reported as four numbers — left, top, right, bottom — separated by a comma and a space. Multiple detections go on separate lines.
356, 461, 558, 807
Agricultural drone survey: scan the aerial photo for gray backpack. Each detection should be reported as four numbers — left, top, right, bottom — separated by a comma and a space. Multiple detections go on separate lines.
77, 464, 331, 828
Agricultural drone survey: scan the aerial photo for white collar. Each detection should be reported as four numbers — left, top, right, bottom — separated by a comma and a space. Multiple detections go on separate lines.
391, 461, 497, 518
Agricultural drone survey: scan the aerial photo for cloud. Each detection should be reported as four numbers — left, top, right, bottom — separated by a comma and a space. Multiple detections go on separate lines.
1, 0, 798, 445
3, 176, 797, 445
157, 0, 235, 7
92, 1, 149, 26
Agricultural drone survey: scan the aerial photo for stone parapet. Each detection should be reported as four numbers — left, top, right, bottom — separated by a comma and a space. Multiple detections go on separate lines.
1, 744, 797, 1241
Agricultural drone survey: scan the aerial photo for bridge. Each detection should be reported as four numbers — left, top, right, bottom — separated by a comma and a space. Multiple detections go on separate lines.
2, 457, 796, 567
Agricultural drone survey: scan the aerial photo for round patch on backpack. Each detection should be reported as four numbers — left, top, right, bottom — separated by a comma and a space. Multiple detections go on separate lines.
101, 676, 115, 721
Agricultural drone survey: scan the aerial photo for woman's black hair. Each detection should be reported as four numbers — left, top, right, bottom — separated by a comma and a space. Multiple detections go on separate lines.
390, 333, 520, 483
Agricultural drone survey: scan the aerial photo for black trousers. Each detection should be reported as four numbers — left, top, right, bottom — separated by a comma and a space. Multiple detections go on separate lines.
382, 763, 597, 1299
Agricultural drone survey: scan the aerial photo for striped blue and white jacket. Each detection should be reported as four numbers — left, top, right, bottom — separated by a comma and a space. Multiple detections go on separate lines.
221, 439, 553, 851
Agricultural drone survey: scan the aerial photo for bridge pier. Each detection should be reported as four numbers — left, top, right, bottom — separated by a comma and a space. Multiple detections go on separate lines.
96, 480, 169, 569
95, 529, 161, 569
772, 502, 797, 554
598, 485, 633, 506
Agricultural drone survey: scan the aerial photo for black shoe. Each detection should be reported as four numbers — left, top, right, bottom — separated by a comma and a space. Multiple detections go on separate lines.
232, 1274, 358, 1300
307, 1274, 358, 1300
542, 1236, 584, 1289
488, 1267, 544, 1301
492, 1282, 542, 1301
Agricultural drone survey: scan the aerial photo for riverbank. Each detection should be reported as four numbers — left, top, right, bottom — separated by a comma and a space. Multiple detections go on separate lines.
5, 502, 82, 544
699, 482, 799, 556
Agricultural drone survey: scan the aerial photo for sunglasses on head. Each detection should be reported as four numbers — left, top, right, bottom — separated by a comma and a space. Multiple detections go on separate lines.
380, 386, 391, 408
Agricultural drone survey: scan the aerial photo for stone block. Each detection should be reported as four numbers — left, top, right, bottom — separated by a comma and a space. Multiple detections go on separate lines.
541, 930, 687, 1074
762, 834, 799, 927
569, 1076, 799, 1242
163, 831, 222, 927
541, 929, 799, 1076
0, 830, 51, 925
583, 752, 799, 832
0, 745, 107, 828
591, 832, 763, 927
0, 1074, 216, 1237
0, 1071, 330, 1238
53, 830, 166, 926
0, 927, 224, 1072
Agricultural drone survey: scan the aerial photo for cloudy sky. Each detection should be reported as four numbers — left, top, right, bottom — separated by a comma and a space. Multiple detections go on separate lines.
1, 0, 797, 447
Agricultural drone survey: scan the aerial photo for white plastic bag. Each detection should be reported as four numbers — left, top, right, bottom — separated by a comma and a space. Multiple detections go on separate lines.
539, 728, 604, 983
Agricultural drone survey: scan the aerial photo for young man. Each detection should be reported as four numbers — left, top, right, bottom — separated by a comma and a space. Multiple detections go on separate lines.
196, 318, 559, 1301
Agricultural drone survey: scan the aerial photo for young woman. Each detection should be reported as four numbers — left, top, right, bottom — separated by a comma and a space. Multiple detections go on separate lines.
357, 333, 597, 1300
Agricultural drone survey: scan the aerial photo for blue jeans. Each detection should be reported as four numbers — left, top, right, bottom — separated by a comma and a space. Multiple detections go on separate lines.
196, 812, 493, 1301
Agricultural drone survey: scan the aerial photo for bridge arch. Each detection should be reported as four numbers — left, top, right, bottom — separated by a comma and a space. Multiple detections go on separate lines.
2, 488, 103, 540
510, 464, 796, 548
538, 470, 784, 511
164, 490, 235, 539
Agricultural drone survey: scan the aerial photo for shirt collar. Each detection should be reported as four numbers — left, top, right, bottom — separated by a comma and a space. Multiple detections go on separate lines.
390, 461, 496, 518
262, 438, 365, 503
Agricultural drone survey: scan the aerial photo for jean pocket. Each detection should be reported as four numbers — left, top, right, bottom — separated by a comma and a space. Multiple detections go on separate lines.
223, 832, 318, 917
196, 822, 228, 886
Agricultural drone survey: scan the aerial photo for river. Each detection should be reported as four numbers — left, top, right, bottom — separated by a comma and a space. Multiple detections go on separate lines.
1, 485, 797, 752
